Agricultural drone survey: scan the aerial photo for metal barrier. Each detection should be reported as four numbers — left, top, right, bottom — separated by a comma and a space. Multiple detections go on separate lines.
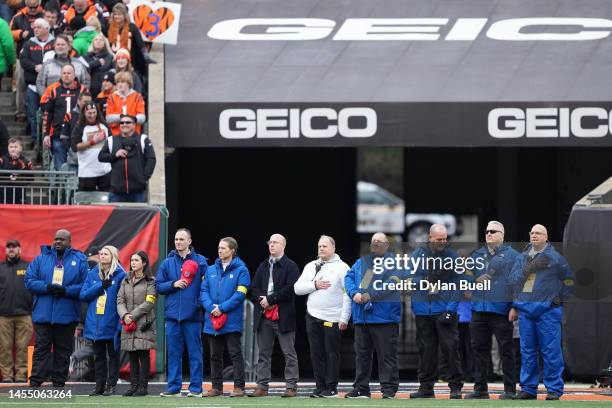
0, 170, 78, 205
242, 299, 258, 382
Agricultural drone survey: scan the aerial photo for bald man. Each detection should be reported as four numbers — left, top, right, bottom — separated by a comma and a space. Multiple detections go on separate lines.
466, 221, 519, 400
409, 224, 465, 399
344, 232, 402, 399
509, 224, 575, 400
25, 229, 88, 388
249, 234, 300, 398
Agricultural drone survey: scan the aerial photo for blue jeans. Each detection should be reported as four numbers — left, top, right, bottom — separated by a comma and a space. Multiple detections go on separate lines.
52, 139, 68, 171
26, 88, 40, 143
109, 191, 146, 203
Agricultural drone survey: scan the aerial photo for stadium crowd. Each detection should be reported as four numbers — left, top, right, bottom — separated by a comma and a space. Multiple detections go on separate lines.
0, 0, 156, 203
0, 222, 575, 400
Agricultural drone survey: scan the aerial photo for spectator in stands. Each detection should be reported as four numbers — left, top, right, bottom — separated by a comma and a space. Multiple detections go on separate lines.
156, 229, 206, 397
0, 239, 32, 383
40, 63, 88, 170
10, 0, 43, 123
20, 17, 53, 147
36, 33, 90, 96
248, 234, 300, 398
64, 0, 106, 34
86, 33, 113, 98
106, 70, 144, 136
344, 232, 401, 399
25, 229, 88, 388
117, 250, 156, 397
96, 72, 114, 116
72, 15, 101, 56
111, 48, 143, 95
0, 1, 14, 23
97, 113, 154, 202
62, 90, 92, 173
106, 2, 152, 77
0, 137, 33, 203
43, 7, 64, 37
200, 237, 250, 397
294, 235, 351, 398
71, 101, 110, 191
79, 245, 125, 396
0, 15, 15, 85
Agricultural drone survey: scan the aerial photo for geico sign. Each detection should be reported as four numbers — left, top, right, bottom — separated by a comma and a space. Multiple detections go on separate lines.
219, 108, 377, 139
208, 18, 612, 41
489, 108, 612, 138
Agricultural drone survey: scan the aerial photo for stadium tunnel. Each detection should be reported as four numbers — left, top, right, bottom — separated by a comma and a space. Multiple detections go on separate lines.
164, 0, 612, 379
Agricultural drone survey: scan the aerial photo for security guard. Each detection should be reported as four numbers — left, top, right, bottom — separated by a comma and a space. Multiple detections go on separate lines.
509, 224, 575, 400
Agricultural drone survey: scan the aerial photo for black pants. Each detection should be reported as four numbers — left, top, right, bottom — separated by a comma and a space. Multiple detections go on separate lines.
415, 315, 463, 391
305, 313, 342, 392
353, 323, 399, 395
92, 340, 120, 390
208, 333, 245, 389
128, 350, 150, 388
470, 311, 516, 393
78, 174, 111, 191
458, 322, 474, 381
30, 323, 76, 386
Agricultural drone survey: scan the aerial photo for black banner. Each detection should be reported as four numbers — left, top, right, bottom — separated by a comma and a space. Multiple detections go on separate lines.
166, 102, 612, 147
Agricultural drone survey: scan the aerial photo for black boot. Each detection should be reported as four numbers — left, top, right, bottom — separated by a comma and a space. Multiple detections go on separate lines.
134, 383, 148, 396
89, 385, 105, 396
103, 385, 116, 396
122, 384, 138, 397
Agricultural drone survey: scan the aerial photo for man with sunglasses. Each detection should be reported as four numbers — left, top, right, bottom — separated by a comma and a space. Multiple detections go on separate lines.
249, 234, 300, 398
98, 114, 156, 202
509, 224, 575, 401
465, 221, 519, 400
294, 235, 351, 398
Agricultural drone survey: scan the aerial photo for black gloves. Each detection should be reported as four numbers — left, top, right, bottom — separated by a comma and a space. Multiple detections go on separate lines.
523, 254, 550, 276
47, 284, 65, 297
437, 312, 457, 325
102, 279, 112, 289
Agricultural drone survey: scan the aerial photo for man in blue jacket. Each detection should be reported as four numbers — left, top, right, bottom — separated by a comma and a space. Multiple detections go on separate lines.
509, 224, 575, 401
465, 221, 518, 400
24, 229, 88, 388
344, 232, 401, 399
156, 228, 208, 397
409, 224, 465, 399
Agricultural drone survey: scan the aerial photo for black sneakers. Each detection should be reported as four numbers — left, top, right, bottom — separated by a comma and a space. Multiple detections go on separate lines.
320, 390, 338, 398
410, 390, 435, 398
465, 391, 489, 399
517, 391, 537, 400
344, 389, 370, 398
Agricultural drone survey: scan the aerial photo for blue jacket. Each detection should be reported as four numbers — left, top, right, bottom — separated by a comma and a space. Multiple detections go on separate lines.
200, 257, 250, 335
155, 249, 207, 322
409, 245, 465, 316
509, 243, 575, 318
25, 246, 88, 324
470, 244, 519, 315
345, 252, 402, 324
79, 264, 126, 341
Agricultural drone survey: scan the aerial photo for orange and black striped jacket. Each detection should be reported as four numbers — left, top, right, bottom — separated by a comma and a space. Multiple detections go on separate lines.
40, 81, 87, 138
106, 90, 146, 135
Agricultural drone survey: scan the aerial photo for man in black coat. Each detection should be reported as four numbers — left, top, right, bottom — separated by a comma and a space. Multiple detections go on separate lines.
248, 233, 300, 398
0, 239, 33, 383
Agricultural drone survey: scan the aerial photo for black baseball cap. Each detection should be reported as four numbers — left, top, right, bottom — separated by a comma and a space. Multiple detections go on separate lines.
102, 73, 116, 85
6, 239, 20, 247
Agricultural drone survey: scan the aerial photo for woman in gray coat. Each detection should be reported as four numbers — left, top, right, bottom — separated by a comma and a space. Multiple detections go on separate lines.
117, 250, 156, 396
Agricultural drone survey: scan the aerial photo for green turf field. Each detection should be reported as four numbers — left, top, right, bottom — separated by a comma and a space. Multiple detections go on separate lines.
0, 397, 611, 408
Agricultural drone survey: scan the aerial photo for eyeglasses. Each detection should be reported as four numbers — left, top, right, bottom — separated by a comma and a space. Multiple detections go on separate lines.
119, 121, 134, 125
485, 230, 501, 235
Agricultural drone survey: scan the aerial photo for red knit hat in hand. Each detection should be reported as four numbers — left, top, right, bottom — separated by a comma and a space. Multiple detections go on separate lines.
181, 259, 198, 286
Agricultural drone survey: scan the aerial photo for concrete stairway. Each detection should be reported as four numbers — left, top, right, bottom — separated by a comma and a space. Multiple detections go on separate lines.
0, 77, 34, 164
